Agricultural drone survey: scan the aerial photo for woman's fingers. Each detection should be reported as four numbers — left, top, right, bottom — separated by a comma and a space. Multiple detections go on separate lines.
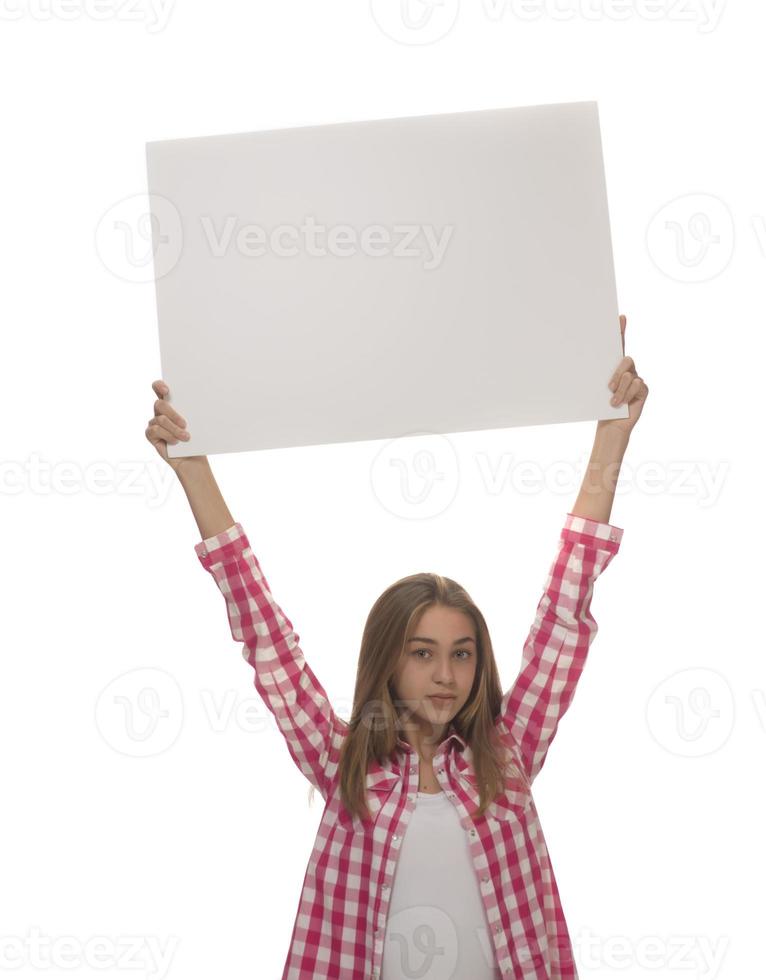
153, 398, 187, 429
611, 368, 647, 406
145, 422, 170, 459
623, 377, 644, 403
153, 413, 189, 442
147, 379, 200, 472
146, 419, 177, 448
151, 379, 188, 431
608, 355, 635, 392
611, 373, 633, 405
151, 379, 171, 406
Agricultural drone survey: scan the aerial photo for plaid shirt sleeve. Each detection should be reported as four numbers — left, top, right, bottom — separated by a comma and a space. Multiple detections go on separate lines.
498, 512, 624, 785
194, 522, 346, 800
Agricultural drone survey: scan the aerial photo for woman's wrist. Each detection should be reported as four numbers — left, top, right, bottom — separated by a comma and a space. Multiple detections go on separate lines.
594, 420, 632, 452
174, 455, 211, 487
175, 457, 235, 540
570, 423, 630, 525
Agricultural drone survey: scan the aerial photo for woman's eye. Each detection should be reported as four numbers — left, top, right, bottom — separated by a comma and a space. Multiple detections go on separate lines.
413, 649, 472, 659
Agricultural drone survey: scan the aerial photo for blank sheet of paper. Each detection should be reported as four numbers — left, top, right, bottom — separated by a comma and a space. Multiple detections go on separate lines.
146, 100, 628, 459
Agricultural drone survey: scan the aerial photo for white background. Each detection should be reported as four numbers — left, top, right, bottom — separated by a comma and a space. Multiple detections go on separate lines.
1, 2, 761, 979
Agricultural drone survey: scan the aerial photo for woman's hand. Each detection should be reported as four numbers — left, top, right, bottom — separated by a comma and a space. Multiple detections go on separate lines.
598, 314, 649, 437
145, 380, 207, 474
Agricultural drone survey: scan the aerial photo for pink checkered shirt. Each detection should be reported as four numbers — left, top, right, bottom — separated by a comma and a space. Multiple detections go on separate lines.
195, 512, 623, 979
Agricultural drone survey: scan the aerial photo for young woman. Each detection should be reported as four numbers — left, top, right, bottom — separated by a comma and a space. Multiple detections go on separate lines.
145, 314, 648, 980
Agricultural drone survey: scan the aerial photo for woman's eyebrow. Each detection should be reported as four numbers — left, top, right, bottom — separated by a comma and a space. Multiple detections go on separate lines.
407, 636, 476, 645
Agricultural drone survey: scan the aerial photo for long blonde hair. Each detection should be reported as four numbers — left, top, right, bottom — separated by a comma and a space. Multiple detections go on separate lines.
336, 570, 517, 823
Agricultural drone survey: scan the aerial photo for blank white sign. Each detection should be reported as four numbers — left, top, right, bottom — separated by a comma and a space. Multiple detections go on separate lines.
146, 100, 628, 459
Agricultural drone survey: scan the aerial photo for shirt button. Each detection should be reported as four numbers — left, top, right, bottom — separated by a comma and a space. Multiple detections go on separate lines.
495, 924, 502, 933
482, 875, 489, 883
610, 532, 617, 540
410, 765, 416, 773
392, 835, 399, 842
199, 550, 207, 557
469, 829, 476, 838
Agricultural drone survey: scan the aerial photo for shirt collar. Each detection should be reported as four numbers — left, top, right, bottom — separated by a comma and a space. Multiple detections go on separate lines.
396, 723, 466, 754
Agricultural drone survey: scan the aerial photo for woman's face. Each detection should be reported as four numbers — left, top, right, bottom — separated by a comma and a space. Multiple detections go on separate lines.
390, 604, 478, 749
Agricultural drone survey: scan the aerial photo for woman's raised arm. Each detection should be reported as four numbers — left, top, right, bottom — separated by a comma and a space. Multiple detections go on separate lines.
497, 314, 648, 783
146, 379, 346, 799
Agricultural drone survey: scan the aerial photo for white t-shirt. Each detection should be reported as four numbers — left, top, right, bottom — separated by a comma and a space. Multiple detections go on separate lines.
381, 790, 502, 980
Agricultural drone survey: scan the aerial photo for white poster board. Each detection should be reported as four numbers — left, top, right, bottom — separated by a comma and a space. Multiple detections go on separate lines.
146, 100, 628, 459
